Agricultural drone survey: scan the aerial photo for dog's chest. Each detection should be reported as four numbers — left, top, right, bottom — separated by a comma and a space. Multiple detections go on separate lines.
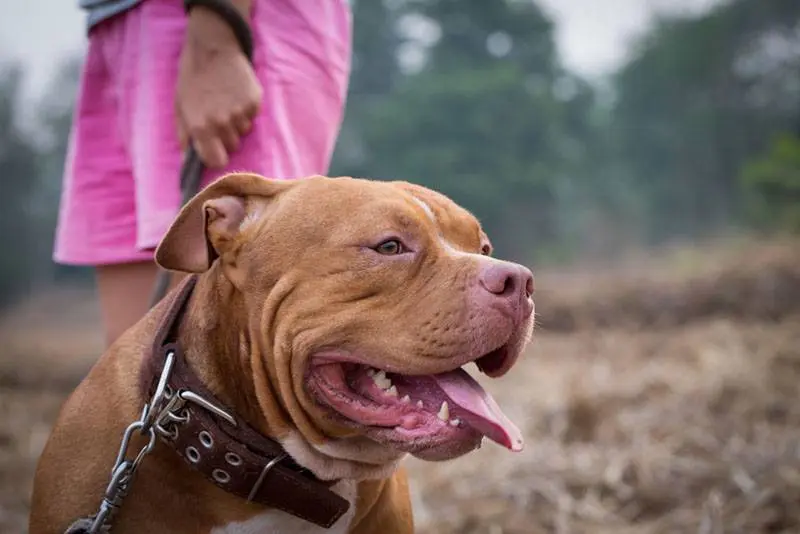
210, 480, 358, 534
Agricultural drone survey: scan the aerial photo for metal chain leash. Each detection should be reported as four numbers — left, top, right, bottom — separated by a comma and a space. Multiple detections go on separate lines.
65, 351, 178, 533
65, 349, 239, 534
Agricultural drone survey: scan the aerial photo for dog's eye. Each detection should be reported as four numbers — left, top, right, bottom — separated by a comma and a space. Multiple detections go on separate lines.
374, 239, 405, 255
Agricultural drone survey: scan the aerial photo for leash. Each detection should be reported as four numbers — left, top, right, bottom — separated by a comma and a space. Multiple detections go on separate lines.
147, 146, 205, 308
64, 1, 256, 532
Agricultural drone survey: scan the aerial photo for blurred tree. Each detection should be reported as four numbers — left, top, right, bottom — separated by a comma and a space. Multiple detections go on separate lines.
0, 63, 45, 307
330, 0, 403, 175
612, 0, 800, 242
332, 0, 600, 263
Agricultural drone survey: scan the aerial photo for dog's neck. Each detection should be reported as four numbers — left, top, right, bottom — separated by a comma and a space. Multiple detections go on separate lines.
173, 269, 405, 482
175, 270, 268, 433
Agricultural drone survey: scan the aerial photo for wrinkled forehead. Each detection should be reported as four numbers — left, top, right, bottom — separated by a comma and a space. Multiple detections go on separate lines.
273, 177, 487, 251
389, 181, 487, 252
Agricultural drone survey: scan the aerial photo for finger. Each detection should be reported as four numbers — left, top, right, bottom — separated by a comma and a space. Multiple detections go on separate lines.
232, 114, 252, 136
217, 123, 241, 154
177, 122, 189, 152
176, 109, 190, 152
193, 133, 229, 169
244, 97, 261, 120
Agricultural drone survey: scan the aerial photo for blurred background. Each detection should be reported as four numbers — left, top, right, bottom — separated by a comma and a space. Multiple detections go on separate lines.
1, 0, 799, 532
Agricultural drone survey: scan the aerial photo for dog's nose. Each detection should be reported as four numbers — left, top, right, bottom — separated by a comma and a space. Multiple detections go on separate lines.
479, 262, 534, 302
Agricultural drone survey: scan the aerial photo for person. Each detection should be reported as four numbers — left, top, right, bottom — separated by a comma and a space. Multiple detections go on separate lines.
54, 0, 352, 347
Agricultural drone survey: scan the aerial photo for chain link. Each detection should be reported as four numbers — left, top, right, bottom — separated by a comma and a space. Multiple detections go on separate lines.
79, 351, 177, 533
72, 349, 238, 533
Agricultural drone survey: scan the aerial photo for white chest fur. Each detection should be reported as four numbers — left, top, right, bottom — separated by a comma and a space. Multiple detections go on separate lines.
210, 479, 358, 534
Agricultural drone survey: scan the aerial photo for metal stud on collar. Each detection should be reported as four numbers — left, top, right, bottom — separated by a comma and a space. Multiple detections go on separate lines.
225, 452, 243, 466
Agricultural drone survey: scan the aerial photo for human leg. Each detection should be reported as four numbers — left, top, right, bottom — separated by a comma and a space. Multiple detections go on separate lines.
95, 263, 188, 346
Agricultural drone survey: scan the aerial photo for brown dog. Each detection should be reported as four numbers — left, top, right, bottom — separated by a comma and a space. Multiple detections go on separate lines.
30, 173, 535, 533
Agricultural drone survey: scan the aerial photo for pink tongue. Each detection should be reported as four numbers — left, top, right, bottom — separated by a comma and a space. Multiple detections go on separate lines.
433, 369, 524, 451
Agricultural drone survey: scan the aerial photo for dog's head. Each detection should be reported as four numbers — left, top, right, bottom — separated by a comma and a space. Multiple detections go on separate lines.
156, 173, 534, 473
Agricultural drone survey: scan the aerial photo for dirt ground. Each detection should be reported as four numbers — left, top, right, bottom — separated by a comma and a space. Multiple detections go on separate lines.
1, 238, 799, 533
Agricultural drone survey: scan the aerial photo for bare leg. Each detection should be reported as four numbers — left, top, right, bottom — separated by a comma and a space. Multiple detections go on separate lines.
95, 262, 184, 347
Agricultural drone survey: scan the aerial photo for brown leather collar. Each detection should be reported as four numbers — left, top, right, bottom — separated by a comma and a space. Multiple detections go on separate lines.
139, 275, 350, 528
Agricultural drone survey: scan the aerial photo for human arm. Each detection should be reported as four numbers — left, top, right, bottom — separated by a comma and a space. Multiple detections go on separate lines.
176, 0, 260, 168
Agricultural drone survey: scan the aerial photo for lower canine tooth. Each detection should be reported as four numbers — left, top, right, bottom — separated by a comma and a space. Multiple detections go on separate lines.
437, 402, 450, 421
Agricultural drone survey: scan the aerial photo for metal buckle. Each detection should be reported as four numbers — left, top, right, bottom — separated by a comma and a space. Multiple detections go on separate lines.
179, 391, 237, 426
142, 350, 237, 441
247, 453, 287, 502
151, 387, 238, 441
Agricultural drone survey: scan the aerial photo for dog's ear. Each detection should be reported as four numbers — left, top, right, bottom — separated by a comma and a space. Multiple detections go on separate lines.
155, 173, 293, 273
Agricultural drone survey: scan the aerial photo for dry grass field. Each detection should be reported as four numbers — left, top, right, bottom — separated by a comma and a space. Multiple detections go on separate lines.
1, 237, 799, 533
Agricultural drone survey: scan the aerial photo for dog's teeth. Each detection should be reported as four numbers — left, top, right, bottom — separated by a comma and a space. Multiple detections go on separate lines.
386, 385, 398, 397
372, 370, 392, 390
450, 418, 460, 427
437, 402, 450, 421
416, 400, 424, 409
401, 395, 411, 404
366, 368, 376, 377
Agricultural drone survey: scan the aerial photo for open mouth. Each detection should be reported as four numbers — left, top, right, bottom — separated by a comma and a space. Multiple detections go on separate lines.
308, 344, 523, 458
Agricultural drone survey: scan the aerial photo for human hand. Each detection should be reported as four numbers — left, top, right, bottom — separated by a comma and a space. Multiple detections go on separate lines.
176, 6, 261, 168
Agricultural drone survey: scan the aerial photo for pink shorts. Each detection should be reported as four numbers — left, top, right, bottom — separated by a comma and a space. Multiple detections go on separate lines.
54, 0, 351, 266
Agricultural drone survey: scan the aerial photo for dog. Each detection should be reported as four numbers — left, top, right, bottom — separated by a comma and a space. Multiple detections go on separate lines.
30, 173, 535, 533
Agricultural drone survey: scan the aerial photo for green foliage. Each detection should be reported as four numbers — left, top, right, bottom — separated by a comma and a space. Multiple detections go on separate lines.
740, 134, 800, 233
